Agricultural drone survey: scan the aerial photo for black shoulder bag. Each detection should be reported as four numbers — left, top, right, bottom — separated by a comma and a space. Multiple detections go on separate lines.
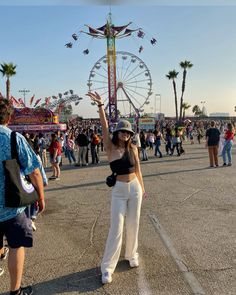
3, 131, 39, 207
106, 172, 117, 187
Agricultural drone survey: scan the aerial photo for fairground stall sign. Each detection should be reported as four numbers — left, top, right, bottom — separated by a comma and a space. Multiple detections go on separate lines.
8, 107, 66, 132
139, 117, 155, 131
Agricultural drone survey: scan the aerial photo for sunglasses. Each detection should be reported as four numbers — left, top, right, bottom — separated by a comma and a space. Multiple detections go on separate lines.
120, 130, 131, 135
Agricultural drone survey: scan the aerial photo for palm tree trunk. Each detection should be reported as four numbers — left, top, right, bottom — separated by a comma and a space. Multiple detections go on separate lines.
173, 80, 178, 121
6, 78, 10, 99
183, 109, 186, 121
179, 70, 187, 123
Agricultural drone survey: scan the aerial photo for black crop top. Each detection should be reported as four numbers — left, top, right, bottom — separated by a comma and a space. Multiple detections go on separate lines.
110, 151, 135, 175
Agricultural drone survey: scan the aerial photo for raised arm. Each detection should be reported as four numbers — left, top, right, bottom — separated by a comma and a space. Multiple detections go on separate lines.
86, 92, 112, 152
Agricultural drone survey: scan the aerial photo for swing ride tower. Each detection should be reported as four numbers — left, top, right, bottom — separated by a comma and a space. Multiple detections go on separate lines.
81, 13, 139, 125
106, 13, 117, 124
66, 12, 157, 127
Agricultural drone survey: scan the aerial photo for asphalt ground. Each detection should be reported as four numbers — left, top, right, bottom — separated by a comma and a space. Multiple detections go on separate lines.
0, 141, 236, 295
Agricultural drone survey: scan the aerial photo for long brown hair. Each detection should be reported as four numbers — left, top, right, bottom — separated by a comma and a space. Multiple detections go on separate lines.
112, 131, 135, 162
111, 131, 132, 150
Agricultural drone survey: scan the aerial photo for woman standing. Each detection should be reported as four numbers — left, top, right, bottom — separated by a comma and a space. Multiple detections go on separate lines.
154, 129, 165, 158
140, 131, 148, 161
87, 92, 146, 284
171, 127, 181, 156
148, 131, 155, 150
66, 133, 76, 165
222, 123, 234, 166
48, 133, 62, 180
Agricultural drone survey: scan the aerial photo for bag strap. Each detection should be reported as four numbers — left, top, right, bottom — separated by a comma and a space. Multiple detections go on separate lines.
10, 131, 20, 164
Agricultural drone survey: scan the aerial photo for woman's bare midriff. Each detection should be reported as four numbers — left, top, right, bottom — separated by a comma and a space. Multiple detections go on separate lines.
116, 172, 136, 182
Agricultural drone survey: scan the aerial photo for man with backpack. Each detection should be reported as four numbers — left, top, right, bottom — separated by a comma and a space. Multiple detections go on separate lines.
0, 98, 45, 295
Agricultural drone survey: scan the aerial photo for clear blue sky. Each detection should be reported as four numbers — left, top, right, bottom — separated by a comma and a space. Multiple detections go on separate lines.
0, 1, 236, 117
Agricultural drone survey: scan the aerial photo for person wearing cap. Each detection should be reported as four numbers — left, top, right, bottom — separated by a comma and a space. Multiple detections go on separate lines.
87, 92, 146, 285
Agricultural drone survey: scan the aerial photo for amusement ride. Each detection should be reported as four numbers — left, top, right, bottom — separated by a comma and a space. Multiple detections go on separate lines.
65, 12, 157, 127
88, 51, 152, 118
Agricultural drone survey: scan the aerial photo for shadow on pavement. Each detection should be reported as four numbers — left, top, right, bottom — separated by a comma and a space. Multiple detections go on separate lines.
141, 155, 208, 165
0, 262, 133, 295
145, 166, 212, 178
0, 267, 103, 295
45, 166, 212, 193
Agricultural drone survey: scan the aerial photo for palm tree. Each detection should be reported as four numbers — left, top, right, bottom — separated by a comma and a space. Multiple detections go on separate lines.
192, 105, 202, 117
166, 70, 179, 121
182, 102, 191, 120
0, 62, 17, 99
179, 60, 193, 122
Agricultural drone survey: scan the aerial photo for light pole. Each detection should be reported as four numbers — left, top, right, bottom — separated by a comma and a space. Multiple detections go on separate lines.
155, 94, 161, 114
19, 89, 30, 106
200, 100, 206, 115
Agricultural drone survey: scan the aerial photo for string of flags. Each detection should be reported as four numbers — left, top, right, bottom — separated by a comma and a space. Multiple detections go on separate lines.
7, 90, 81, 112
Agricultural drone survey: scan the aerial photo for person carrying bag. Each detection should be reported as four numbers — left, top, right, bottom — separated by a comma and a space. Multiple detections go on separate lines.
0, 98, 45, 295
87, 92, 147, 285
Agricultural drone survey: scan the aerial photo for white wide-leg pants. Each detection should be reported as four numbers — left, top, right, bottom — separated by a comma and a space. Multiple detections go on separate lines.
101, 177, 142, 275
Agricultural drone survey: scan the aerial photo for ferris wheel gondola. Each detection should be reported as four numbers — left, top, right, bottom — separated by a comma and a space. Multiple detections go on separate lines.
88, 51, 152, 117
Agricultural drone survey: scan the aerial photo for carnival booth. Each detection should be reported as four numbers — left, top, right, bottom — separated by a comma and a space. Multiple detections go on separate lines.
139, 117, 155, 131
8, 107, 67, 132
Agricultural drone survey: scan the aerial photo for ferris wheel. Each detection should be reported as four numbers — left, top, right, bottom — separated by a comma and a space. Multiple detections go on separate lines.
88, 51, 153, 117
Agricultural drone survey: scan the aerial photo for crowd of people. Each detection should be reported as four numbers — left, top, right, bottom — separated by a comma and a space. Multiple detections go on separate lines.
15, 117, 235, 175
0, 93, 235, 293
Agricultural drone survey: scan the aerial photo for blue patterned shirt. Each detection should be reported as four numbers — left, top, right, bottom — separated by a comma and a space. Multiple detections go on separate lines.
0, 125, 40, 222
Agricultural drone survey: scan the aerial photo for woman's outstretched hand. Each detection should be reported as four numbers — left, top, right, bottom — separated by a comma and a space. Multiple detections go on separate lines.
143, 192, 148, 200
86, 92, 102, 105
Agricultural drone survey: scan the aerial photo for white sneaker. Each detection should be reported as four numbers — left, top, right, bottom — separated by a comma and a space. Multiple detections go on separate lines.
0, 246, 9, 260
31, 220, 37, 231
129, 257, 139, 268
102, 272, 112, 284
0, 267, 4, 276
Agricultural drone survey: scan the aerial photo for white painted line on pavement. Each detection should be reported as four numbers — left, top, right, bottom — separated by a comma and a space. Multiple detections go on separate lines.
149, 214, 206, 295
137, 258, 152, 295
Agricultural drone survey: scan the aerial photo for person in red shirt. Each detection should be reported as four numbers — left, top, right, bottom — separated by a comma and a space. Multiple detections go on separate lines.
48, 133, 62, 180
222, 123, 235, 166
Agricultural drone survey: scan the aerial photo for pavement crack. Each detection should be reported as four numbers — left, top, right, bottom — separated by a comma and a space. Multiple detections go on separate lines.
74, 210, 103, 265
181, 188, 204, 203
89, 211, 100, 245
202, 266, 234, 272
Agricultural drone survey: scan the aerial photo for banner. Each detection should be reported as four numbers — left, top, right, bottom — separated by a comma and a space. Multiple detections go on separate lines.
34, 98, 41, 107
45, 97, 51, 106
18, 98, 25, 107
10, 96, 21, 107
29, 95, 35, 106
